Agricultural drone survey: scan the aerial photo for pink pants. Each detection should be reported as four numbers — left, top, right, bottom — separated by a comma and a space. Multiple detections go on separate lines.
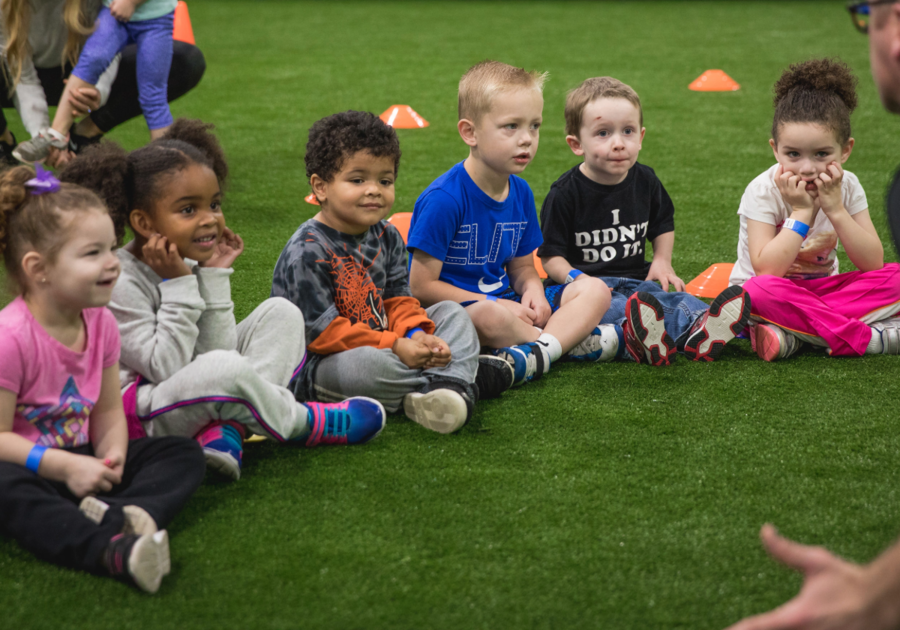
743, 263, 900, 356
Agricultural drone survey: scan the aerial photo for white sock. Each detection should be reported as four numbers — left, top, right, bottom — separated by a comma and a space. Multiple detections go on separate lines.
866, 327, 884, 354
535, 333, 563, 363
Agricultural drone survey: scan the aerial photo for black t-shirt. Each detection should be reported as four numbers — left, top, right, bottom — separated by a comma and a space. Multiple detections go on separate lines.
538, 162, 675, 280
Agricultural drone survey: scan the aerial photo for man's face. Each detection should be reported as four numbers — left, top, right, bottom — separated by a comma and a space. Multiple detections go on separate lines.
869, 4, 900, 112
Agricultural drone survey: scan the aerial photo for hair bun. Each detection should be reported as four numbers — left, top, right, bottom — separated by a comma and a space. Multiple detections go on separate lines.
774, 58, 858, 113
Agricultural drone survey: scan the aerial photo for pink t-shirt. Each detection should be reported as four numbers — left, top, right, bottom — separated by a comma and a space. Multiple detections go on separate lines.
0, 297, 121, 448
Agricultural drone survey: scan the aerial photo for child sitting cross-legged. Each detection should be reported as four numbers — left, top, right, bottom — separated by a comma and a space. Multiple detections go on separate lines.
539, 77, 751, 364
408, 61, 612, 386
272, 111, 513, 435
61, 119, 386, 481
0, 165, 206, 593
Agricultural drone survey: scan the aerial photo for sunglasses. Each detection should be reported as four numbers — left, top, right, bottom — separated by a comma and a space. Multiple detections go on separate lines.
848, 0, 898, 33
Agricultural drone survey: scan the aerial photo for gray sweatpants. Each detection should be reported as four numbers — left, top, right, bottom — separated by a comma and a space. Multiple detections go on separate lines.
138, 298, 311, 442
312, 301, 479, 412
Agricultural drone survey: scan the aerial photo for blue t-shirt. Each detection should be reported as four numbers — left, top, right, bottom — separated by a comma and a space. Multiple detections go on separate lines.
408, 162, 543, 296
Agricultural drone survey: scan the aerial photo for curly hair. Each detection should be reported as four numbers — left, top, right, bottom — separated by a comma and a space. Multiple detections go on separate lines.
0, 165, 108, 293
60, 118, 228, 241
772, 58, 859, 144
304, 111, 401, 185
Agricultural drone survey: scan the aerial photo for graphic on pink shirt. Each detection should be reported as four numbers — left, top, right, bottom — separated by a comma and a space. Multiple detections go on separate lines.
16, 376, 93, 447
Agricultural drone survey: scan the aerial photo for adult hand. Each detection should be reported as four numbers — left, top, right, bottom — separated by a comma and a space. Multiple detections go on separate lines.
725, 524, 897, 630
814, 163, 846, 218
645, 259, 685, 292
64, 453, 122, 498
414, 333, 451, 367
142, 234, 192, 280
774, 164, 816, 214
199, 228, 244, 269
109, 0, 137, 21
497, 298, 537, 326
392, 337, 434, 369
64, 80, 101, 118
520, 290, 552, 329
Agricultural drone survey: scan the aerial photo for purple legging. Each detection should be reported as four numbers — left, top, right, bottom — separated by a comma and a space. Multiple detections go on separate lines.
72, 7, 174, 130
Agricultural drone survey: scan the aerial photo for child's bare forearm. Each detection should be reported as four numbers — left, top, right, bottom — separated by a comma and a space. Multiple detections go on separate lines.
413, 277, 486, 307
541, 256, 575, 285
650, 232, 675, 265
830, 211, 884, 271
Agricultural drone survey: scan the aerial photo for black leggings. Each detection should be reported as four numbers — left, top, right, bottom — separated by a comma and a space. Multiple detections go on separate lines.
0, 436, 205, 574
0, 40, 205, 135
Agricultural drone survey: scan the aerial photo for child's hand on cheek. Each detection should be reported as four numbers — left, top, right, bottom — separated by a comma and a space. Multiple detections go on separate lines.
815, 162, 845, 216
200, 228, 244, 269
775, 164, 815, 218
143, 233, 191, 280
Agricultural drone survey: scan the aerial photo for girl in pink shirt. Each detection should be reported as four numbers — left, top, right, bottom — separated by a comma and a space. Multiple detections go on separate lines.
0, 164, 205, 593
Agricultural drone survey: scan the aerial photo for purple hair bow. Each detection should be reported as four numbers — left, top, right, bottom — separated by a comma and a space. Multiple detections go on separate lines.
25, 164, 60, 195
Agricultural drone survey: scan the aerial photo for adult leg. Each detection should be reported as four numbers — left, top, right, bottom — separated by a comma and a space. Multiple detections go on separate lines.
86, 41, 205, 135
128, 14, 174, 136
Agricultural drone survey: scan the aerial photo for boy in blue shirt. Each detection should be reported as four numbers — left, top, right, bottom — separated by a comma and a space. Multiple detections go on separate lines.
408, 61, 647, 385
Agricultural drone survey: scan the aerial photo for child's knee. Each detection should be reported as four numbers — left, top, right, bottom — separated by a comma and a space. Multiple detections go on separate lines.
565, 277, 611, 312
258, 297, 305, 330
465, 300, 513, 337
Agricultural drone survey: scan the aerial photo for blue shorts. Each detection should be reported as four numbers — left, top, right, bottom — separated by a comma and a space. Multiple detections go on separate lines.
461, 284, 567, 313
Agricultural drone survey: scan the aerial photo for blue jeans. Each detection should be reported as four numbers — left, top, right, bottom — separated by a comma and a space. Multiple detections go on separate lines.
598, 277, 708, 349
73, 8, 174, 130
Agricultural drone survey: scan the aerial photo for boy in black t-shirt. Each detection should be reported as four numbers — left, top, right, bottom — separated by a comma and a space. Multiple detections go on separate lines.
539, 77, 750, 363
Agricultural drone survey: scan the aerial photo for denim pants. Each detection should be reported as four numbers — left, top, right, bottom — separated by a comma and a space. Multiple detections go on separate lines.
73, 8, 174, 130
597, 277, 709, 349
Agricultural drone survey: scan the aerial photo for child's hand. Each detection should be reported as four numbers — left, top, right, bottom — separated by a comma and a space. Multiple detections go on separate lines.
815, 162, 846, 217
645, 260, 685, 292
109, 0, 137, 21
392, 337, 434, 369
96, 450, 125, 479
64, 454, 122, 498
143, 234, 192, 279
414, 333, 451, 368
774, 164, 815, 216
497, 299, 537, 326
200, 228, 244, 269
520, 290, 552, 329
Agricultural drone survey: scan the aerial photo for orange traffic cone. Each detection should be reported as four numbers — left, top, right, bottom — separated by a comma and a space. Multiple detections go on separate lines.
387, 212, 412, 242
689, 70, 739, 92
685, 263, 735, 298
173, 1, 195, 45
380, 105, 429, 129
305, 193, 319, 206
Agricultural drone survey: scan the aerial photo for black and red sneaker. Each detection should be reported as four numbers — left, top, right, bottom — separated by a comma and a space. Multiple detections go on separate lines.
623, 292, 677, 366
683, 286, 751, 362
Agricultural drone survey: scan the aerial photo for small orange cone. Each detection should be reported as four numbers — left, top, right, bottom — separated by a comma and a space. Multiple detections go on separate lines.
173, 1, 195, 45
689, 70, 740, 92
533, 251, 547, 279
685, 263, 735, 298
380, 105, 429, 129
387, 212, 412, 242
305, 193, 319, 206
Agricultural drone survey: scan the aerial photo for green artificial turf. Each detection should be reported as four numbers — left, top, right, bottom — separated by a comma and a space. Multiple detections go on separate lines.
3, 1, 900, 628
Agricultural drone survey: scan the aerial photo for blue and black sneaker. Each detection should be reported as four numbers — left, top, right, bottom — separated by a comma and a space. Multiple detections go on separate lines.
493, 341, 550, 387
303, 397, 386, 447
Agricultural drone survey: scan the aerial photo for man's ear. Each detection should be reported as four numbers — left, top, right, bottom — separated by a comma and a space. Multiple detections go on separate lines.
129, 209, 156, 239
310, 174, 328, 205
565, 134, 584, 156
458, 118, 477, 147
20, 250, 46, 286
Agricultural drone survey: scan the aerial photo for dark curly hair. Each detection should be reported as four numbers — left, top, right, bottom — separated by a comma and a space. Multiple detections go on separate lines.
0, 165, 108, 293
60, 118, 228, 243
772, 58, 858, 144
304, 111, 401, 186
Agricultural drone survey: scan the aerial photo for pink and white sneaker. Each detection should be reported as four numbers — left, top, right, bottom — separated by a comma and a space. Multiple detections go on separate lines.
749, 322, 803, 361
683, 286, 751, 362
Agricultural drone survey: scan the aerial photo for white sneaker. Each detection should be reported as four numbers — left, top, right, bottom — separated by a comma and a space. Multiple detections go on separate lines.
568, 324, 620, 362
128, 531, 170, 594
79, 497, 160, 537
871, 319, 900, 354
749, 323, 803, 361
403, 388, 469, 434
12, 127, 67, 163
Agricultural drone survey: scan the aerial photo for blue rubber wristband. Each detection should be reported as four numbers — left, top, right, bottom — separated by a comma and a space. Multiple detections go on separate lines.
25, 444, 47, 474
783, 218, 809, 239
565, 269, 584, 284
405, 327, 425, 339
485, 294, 498, 302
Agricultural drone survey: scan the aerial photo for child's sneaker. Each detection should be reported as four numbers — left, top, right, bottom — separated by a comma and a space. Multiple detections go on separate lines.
102, 530, 170, 594
474, 355, 515, 399
749, 322, 803, 361
683, 286, 751, 362
80, 497, 159, 538
567, 324, 622, 362
12, 127, 67, 163
303, 397, 386, 446
868, 319, 900, 354
493, 342, 550, 386
195, 422, 243, 481
623, 292, 676, 366
403, 380, 473, 434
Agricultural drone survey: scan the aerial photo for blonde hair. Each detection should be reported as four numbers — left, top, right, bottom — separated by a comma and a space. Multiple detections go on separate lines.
564, 77, 643, 137
458, 60, 548, 123
1, 0, 94, 94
